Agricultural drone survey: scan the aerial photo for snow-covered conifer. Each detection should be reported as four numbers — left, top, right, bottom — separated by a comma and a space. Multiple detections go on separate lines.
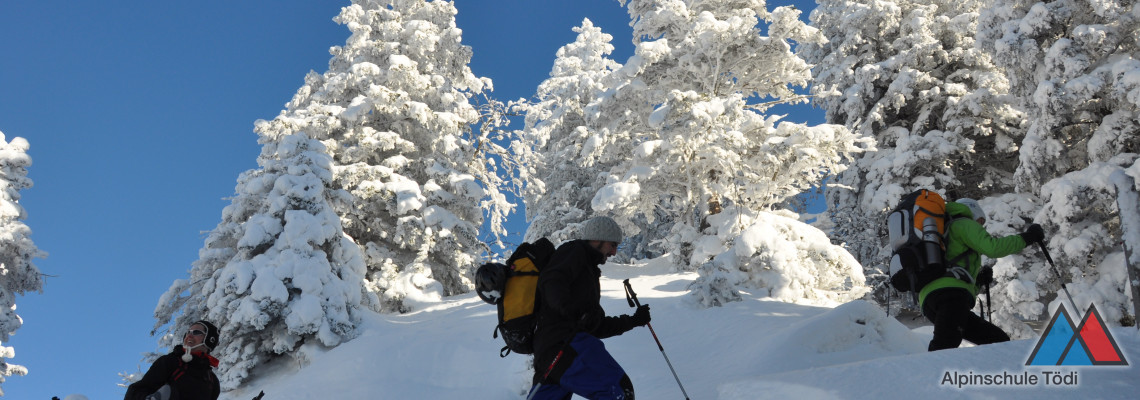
513, 19, 623, 245
976, 0, 1140, 331
152, 130, 373, 389
583, 0, 866, 264
512, 0, 869, 304
0, 132, 44, 395
149, 0, 512, 387
274, 0, 510, 312
801, 0, 1025, 305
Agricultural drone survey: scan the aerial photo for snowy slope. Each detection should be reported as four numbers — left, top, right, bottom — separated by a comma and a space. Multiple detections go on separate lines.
218, 260, 1140, 399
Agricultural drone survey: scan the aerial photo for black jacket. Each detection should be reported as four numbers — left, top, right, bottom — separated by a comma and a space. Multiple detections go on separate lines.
532, 240, 639, 375
124, 345, 220, 400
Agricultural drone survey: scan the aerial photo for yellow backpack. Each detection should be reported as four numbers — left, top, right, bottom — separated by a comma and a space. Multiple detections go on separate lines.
475, 238, 555, 357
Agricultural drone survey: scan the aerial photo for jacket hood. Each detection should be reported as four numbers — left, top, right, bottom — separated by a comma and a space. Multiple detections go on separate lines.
947, 202, 973, 219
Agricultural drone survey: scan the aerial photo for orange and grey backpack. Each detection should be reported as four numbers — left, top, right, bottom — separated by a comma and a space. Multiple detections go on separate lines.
887, 189, 954, 302
475, 238, 555, 357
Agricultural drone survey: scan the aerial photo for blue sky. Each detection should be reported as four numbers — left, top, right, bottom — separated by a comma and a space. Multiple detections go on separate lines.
0, 1, 820, 398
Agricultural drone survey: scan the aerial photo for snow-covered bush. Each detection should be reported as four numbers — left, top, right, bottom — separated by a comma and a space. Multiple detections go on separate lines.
687, 207, 868, 307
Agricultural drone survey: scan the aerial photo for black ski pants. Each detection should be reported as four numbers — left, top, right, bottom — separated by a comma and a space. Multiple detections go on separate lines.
922, 287, 1009, 351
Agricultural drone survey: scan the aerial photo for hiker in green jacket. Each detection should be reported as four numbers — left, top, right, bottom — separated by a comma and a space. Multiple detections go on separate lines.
920, 199, 1044, 351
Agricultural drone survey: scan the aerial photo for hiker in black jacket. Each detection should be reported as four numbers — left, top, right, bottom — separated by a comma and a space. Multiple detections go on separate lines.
125, 320, 221, 400
529, 216, 651, 400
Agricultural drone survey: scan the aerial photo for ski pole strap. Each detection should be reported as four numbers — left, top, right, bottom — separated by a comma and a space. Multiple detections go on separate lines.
623, 279, 640, 307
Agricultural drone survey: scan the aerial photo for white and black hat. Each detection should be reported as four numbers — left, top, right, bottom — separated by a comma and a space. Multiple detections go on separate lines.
192, 320, 220, 351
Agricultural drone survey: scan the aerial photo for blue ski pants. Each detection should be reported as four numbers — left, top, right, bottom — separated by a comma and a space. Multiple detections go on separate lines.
528, 333, 634, 400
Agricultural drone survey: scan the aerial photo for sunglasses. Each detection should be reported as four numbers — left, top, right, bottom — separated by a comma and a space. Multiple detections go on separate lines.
186, 329, 207, 337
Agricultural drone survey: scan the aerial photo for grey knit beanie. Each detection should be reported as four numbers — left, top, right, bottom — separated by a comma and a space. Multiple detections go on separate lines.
579, 216, 623, 243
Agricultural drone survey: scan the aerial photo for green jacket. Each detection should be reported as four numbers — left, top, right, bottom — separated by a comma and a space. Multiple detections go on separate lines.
918, 202, 1028, 307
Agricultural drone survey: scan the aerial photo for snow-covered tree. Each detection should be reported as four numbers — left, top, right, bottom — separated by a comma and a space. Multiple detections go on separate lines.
148, 0, 514, 387
513, 19, 623, 245
0, 132, 44, 395
151, 131, 375, 389
976, 0, 1140, 332
508, 0, 868, 304
800, 0, 1025, 306
579, 0, 866, 265
272, 0, 510, 313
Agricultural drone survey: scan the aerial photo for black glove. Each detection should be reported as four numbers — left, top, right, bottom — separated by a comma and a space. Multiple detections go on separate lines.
577, 309, 603, 332
976, 267, 994, 287
890, 272, 912, 292
630, 304, 651, 327
1020, 223, 1044, 244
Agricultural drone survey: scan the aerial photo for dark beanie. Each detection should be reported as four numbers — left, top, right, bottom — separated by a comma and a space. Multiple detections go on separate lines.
193, 320, 220, 351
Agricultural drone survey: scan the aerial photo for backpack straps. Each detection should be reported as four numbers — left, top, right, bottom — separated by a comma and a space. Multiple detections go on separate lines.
492, 324, 512, 358
943, 217, 978, 283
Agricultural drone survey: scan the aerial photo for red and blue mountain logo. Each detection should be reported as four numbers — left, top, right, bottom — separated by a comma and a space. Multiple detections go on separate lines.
1026, 303, 1128, 366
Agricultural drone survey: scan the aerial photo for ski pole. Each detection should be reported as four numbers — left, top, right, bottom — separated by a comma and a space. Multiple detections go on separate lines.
1037, 241, 1080, 314
978, 285, 986, 321
885, 282, 891, 318
985, 283, 992, 322
622, 279, 690, 400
